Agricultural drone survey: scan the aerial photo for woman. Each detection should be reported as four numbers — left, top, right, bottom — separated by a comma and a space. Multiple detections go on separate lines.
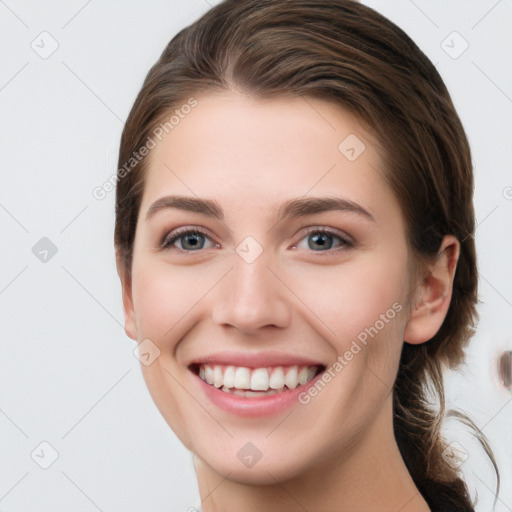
114, 1, 499, 510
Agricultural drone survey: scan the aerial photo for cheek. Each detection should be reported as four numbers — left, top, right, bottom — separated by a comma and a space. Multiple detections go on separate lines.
131, 261, 213, 342
130, 261, 207, 446
138, 361, 197, 452
292, 246, 410, 397
295, 252, 409, 344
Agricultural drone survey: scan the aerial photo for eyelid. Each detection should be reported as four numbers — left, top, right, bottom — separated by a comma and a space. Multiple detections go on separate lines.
291, 226, 353, 250
160, 225, 217, 251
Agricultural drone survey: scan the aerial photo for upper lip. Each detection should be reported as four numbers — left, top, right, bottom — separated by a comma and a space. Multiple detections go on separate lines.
187, 351, 326, 369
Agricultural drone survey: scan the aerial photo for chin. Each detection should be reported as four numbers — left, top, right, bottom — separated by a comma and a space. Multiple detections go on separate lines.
196, 443, 322, 486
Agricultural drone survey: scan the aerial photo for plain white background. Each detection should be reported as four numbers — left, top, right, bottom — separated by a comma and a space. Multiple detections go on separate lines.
1, 1, 511, 510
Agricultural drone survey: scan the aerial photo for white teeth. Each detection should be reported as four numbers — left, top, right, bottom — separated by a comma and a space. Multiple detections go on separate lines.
204, 365, 214, 385
197, 363, 320, 394
269, 367, 285, 389
234, 367, 251, 390
213, 365, 223, 388
223, 365, 235, 388
298, 366, 309, 385
284, 365, 299, 389
250, 368, 269, 391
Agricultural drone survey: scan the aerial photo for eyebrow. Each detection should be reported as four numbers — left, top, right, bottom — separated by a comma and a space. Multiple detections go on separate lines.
146, 195, 223, 220
145, 194, 376, 223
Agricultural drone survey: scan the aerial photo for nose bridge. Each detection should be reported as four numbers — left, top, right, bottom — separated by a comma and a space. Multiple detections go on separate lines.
211, 246, 291, 333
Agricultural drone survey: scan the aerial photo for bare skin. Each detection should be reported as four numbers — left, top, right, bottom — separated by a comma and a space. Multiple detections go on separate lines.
117, 91, 459, 512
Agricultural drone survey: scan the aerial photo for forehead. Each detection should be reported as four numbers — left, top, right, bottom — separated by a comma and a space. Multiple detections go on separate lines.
140, 91, 398, 226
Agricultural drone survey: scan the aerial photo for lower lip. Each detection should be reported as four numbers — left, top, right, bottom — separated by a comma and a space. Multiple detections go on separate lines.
192, 371, 323, 417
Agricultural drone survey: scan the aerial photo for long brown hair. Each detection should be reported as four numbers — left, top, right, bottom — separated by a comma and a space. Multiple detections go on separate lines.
115, 0, 499, 507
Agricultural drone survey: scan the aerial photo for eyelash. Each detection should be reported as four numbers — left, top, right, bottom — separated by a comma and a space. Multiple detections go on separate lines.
160, 226, 353, 254
160, 227, 218, 252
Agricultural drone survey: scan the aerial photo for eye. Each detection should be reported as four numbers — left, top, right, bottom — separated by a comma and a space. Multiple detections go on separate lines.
293, 228, 352, 252
160, 226, 352, 253
160, 227, 218, 252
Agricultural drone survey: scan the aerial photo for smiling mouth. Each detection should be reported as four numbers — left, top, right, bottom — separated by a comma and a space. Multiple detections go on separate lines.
189, 363, 326, 397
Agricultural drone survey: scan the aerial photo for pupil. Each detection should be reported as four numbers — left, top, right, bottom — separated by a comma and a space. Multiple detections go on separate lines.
309, 233, 332, 250
183, 233, 204, 250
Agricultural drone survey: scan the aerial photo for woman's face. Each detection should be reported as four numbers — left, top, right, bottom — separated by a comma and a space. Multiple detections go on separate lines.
121, 92, 418, 483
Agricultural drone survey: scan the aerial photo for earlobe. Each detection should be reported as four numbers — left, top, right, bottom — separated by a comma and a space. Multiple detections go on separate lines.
115, 251, 137, 341
403, 235, 460, 345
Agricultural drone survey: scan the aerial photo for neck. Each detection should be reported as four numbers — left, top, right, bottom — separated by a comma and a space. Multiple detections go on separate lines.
193, 398, 430, 512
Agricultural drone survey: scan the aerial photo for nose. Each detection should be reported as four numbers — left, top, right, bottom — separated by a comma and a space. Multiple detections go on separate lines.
211, 249, 291, 334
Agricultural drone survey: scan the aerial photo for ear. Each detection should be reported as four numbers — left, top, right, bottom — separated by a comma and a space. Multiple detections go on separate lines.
115, 251, 137, 341
403, 235, 460, 345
